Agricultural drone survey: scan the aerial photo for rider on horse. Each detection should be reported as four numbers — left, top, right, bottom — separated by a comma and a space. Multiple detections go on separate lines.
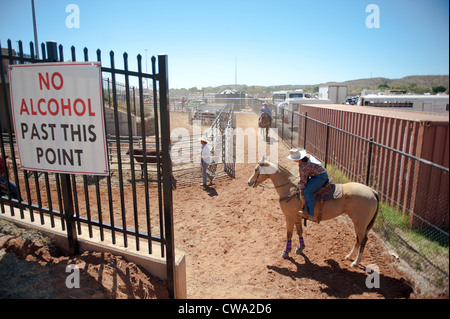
259, 103, 272, 126
287, 148, 329, 222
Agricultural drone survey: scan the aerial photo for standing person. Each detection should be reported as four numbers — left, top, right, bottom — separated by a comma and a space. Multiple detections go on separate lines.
0, 155, 21, 201
287, 148, 328, 223
199, 137, 214, 187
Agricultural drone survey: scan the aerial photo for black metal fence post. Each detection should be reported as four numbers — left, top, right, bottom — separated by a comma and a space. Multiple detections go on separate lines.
366, 137, 374, 186
46, 41, 79, 255
325, 123, 330, 168
303, 112, 308, 150
290, 111, 294, 147
158, 54, 176, 299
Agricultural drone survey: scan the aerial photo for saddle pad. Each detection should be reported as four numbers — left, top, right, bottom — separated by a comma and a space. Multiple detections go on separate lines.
314, 184, 343, 201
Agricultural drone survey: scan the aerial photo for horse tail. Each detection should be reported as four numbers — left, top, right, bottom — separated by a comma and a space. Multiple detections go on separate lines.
366, 189, 379, 233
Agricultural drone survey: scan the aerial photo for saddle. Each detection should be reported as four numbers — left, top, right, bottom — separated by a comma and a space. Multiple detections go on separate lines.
314, 178, 342, 201
312, 178, 343, 223
279, 178, 344, 224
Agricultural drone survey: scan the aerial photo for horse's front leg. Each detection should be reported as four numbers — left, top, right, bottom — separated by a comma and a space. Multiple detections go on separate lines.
294, 218, 305, 254
282, 217, 294, 259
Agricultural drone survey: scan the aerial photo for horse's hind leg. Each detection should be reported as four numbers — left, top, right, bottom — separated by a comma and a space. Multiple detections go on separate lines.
346, 226, 367, 267
352, 235, 369, 267
345, 237, 359, 262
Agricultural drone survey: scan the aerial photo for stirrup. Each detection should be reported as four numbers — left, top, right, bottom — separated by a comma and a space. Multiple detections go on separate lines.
316, 211, 322, 224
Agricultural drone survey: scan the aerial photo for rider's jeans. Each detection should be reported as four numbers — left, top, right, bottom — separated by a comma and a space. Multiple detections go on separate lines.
304, 172, 328, 217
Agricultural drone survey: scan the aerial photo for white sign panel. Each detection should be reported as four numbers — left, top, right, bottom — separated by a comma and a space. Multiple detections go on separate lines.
9, 62, 109, 175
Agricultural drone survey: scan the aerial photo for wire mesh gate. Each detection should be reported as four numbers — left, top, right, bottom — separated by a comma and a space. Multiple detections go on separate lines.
0, 39, 177, 298
202, 104, 236, 178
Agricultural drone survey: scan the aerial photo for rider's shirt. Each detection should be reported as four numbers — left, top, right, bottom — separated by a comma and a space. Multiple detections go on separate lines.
297, 156, 326, 195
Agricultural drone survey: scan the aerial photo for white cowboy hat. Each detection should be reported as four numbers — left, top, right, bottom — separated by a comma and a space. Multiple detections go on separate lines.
286, 148, 307, 161
199, 137, 208, 143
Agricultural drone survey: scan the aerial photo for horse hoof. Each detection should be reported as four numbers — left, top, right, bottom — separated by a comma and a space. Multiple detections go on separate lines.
295, 246, 305, 254
351, 261, 358, 268
282, 250, 289, 259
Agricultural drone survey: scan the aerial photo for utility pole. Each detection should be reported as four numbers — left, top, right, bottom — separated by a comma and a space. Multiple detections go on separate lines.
31, 0, 40, 58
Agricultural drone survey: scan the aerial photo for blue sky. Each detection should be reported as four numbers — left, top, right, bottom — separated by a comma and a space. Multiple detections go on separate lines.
1, 0, 448, 89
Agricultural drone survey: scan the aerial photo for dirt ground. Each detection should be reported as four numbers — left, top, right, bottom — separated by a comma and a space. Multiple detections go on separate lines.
0, 111, 433, 299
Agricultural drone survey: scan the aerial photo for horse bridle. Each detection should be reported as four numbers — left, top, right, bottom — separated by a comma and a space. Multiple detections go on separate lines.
252, 160, 299, 189
250, 161, 264, 187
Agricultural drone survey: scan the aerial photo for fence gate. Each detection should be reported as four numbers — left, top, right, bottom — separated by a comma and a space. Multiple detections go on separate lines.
202, 104, 236, 178
0, 40, 177, 298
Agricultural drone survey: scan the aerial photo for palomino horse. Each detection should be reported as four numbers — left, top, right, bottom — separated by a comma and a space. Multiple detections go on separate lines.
258, 112, 271, 141
247, 159, 379, 267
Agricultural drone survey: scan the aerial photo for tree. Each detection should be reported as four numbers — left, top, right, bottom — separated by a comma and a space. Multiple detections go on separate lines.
432, 86, 447, 94
377, 83, 389, 90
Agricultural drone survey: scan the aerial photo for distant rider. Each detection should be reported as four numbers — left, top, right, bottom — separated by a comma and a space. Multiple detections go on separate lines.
259, 103, 272, 126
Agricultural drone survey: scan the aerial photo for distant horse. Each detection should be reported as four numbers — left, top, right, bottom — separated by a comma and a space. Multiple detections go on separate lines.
247, 159, 379, 267
126, 148, 177, 189
258, 112, 271, 141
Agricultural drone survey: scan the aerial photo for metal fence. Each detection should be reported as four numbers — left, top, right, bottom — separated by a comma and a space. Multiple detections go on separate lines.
0, 39, 177, 297
266, 103, 449, 292
102, 104, 236, 183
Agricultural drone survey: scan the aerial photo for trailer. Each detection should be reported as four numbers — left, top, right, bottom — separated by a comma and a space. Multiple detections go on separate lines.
358, 94, 449, 113
318, 85, 347, 104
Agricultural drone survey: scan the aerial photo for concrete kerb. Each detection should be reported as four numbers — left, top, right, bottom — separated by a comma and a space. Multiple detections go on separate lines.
0, 206, 186, 299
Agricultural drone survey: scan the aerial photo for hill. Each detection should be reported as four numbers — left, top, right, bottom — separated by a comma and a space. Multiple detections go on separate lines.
317, 75, 449, 95
270, 75, 449, 95
170, 75, 449, 96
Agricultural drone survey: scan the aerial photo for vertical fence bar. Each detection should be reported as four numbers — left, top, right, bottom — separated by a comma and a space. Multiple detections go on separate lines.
151, 56, 164, 257
124, 52, 140, 251
137, 54, 152, 254
325, 123, 330, 168
110, 50, 128, 248
303, 112, 308, 150
158, 54, 176, 299
366, 138, 374, 186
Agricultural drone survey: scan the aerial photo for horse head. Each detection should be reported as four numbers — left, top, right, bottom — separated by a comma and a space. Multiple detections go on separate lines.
248, 156, 276, 187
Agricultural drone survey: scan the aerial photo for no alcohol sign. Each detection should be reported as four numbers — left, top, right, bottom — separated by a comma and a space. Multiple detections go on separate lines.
9, 62, 109, 175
